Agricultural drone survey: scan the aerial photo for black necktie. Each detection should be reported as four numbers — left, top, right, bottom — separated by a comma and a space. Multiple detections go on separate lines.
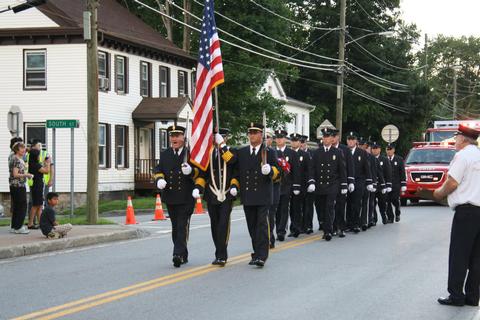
251, 147, 256, 156
175, 149, 179, 157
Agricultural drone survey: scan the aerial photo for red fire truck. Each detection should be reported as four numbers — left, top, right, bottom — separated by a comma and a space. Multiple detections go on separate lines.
425, 120, 480, 142
401, 141, 457, 205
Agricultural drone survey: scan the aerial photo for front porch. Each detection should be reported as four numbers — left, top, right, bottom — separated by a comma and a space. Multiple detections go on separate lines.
132, 97, 192, 190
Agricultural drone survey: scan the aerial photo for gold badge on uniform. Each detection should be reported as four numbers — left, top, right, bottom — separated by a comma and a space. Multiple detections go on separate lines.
333, 155, 336, 160
358, 156, 361, 161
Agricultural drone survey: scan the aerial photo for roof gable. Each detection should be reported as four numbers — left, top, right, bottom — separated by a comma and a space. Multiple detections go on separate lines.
0, 3, 58, 29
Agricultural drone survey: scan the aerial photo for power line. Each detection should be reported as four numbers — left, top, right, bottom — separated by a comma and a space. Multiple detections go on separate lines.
352, 0, 387, 32
346, 62, 410, 88
348, 68, 410, 92
248, 0, 340, 31
189, 0, 340, 63
345, 84, 410, 113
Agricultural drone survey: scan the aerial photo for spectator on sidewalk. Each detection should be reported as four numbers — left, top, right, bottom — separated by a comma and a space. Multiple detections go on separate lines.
27, 149, 50, 229
9, 141, 33, 234
40, 192, 72, 239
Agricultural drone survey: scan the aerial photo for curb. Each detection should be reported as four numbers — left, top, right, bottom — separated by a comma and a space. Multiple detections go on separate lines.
0, 228, 150, 260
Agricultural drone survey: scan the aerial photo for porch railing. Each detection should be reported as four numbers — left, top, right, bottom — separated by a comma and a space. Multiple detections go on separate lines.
135, 158, 160, 189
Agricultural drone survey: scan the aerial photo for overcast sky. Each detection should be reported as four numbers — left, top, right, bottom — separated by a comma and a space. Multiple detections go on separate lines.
400, 0, 480, 38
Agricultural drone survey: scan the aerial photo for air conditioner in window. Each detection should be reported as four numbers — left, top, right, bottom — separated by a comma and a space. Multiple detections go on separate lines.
98, 77, 109, 90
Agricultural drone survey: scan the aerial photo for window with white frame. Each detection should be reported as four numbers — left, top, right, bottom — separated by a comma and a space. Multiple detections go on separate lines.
24, 123, 46, 147
115, 125, 129, 168
99, 124, 107, 168
24, 50, 46, 89
160, 66, 170, 97
115, 56, 126, 93
178, 70, 188, 97
140, 61, 151, 97
98, 51, 110, 91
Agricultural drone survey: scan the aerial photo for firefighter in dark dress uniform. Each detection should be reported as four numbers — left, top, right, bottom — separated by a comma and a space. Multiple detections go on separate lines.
266, 130, 280, 248
346, 132, 374, 233
385, 143, 406, 223
289, 133, 309, 235
332, 129, 355, 238
274, 129, 301, 240
371, 142, 392, 224
358, 138, 376, 230
300, 135, 315, 234
153, 125, 200, 268
232, 123, 280, 267
366, 141, 385, 227
194, 129, 239, 267
308, 128, 347, 241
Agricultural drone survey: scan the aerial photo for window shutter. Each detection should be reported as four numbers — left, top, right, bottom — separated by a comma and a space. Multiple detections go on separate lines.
149, 62, 152, 97
185, 71, 189, 98
125, 57, 129, 94
106, 52, 111, 91
106, 123, 111, 168
124, 125, 130, 168
114, 56, 118, 93
114, 125, 119, 168
167, 67, 170, 97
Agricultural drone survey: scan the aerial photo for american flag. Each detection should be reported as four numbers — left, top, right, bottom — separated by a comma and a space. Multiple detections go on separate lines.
190, 0, 224, 171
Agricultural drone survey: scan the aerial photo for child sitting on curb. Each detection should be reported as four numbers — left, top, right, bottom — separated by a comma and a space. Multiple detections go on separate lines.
40, 192, 72, 239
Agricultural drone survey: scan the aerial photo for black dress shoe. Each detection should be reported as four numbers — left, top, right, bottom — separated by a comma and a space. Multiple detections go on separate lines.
382, 217, 387, 224
277, 234, 285, 241
248, 259, 256, 265
437, 296, 464, 306
395, 215, 401, 222
212, 259, 221, 265
217, 259, 226, 267
387, 219, 394, 224
361, 225, 368, 231
172, 255, 182, 268
182, 257, 188, 265
353, 227, 360, 233
332, 231, 338, 237
306, 229, 313, 234
338, 230, 346, 238
255, 259, 265, 267
288, 233, 294, 237
293, 232, 300, 238
270, 242, 275, 249
324, 233, 332, 241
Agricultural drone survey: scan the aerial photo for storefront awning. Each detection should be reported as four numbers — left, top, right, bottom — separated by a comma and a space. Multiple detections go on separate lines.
132, 97, 192, 121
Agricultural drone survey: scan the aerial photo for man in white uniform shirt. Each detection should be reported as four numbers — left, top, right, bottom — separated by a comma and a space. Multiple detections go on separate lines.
433, 124, 480, 307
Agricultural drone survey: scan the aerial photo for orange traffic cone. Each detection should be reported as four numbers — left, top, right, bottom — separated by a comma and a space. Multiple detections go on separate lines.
152, 194, 167, 221
194, 197, 205, 214
125, 196, 137, 225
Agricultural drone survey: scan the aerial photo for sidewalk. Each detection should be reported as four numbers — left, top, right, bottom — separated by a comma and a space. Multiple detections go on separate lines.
0, 224, 149, 260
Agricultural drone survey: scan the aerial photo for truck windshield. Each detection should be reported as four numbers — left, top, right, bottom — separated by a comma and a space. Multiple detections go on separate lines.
406, 149, 456, 165
429, 131, 456, 142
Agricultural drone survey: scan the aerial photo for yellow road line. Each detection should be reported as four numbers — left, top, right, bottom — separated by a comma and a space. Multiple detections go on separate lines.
12, 235, 322, 320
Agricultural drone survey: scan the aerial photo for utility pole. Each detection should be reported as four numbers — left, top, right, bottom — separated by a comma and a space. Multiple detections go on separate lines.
335, 0, 346, 138
453, 68, 458, 120
424, 33, 428, 82
86, 0, 99, 224
183, 0, 192, 52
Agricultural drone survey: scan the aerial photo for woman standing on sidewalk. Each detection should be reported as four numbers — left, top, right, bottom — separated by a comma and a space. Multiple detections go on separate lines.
27, 149, 50, 229
9, 142, 33, 234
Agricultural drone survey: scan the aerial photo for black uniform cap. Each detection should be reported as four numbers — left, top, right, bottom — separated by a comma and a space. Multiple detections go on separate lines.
218, 128, 230, 136
321, 128, 334, 137
370, 141, 381, 149
358, 137, 366, 145
346, 131, 359, 139
248, 122, 264, 132
167, 125, 185, 135
386, 143, 396, 150
290, 133, 302, 141
299, 135, 307, 143
274, 129, 288, 138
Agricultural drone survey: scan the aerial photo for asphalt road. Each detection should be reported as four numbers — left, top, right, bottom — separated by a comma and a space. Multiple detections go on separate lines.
1, 203, 479, 320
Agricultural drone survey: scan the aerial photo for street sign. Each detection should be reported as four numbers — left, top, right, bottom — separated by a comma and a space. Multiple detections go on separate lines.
46, 119, 80, 129
381, 124, 400, 143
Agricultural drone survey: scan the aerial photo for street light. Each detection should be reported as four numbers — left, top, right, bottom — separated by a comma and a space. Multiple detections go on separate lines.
0, 0, 46, 14
452, 65, 462, 120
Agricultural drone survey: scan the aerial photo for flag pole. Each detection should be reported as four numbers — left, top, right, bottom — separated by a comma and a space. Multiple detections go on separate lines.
214, 86, 223, 195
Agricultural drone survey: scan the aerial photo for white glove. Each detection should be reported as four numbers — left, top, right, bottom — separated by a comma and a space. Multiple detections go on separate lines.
386, 187, 392, 193
230, 187, 238, 197
181, 163, 192, 175
367, 184, 375, 192
157, 179, 167, 190
261, 164, 271, 175
293, 190, 300, 196
401, 186, 407, 192
341, 188, 348, 195
214, 133, 224, 145
382, 188, 387, 194
307, 184, 315, 193
372, 188, 377, 193
192, 188, 200, 199
348, 183, 355, 193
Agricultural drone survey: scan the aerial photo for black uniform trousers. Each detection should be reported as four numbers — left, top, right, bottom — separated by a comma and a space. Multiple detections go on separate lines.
315, 193, 336, 234
289, 194, 303, 234
448, 205, 480, 303
275, 194, 290, 237
302, 193, 315, 231
360, 189, 370, 227
374, 191, 387, 222
386, 188, 401, 221
334, 193, 347, 232
244, 205, 270, 261
347, 179, 365, 229
10, 186, 27, 230
269, 185, 280, 246
166, 203, 194, 259
207, 200, 233, 260
368, 191, 376, 224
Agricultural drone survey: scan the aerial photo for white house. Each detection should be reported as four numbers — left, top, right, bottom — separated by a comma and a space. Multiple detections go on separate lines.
262, 73, 316, 138
0, 0, 196, 206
